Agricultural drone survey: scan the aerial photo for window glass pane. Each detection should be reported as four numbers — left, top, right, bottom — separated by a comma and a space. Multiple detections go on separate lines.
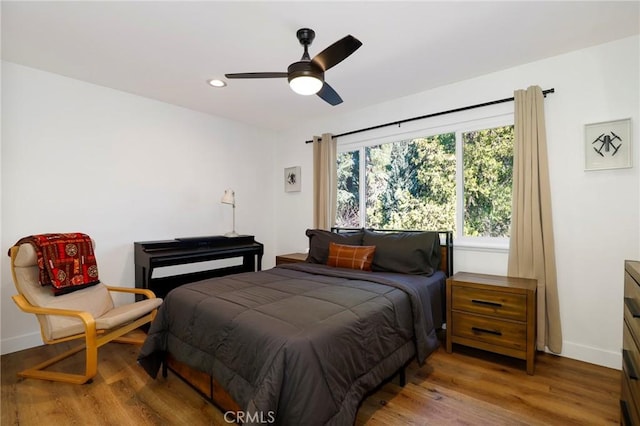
364, 133, 456, 231
462, 125, 514, 237
336, 150, 360, 227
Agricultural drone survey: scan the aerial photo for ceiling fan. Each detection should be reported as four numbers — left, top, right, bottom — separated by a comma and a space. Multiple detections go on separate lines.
225, 28, 362, 106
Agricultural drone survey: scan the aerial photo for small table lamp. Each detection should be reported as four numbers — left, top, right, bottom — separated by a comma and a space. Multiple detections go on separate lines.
221, 189, 239, 237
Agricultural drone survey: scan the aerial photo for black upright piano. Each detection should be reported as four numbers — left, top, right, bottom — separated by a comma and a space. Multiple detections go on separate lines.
134, 235, 264, 299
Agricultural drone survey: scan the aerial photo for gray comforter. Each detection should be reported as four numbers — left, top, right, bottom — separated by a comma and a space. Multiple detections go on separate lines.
138, 263, 439, 425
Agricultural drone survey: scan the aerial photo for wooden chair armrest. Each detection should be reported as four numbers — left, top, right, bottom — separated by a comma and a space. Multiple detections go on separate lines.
104, 285, 157, 300
11, 294, 96, 327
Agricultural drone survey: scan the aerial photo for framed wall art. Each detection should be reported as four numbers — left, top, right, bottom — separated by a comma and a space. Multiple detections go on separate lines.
584, 118, 632, 171
284, 166, 301, 192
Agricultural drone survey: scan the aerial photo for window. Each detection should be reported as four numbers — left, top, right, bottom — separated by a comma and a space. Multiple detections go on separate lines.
336, 118, 514, 245
336, 150, 360, 227
461, 126, 513, 238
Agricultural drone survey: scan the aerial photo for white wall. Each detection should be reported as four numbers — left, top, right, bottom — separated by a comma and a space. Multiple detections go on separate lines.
1, 62, 278, 354
275, 36, 640, 369
3, 36, 638, 369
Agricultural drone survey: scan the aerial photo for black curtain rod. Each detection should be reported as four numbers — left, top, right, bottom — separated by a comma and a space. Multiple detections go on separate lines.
305, 88, 555, 143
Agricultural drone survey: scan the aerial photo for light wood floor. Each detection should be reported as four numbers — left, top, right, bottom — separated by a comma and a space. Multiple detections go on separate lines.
2, 331, 620, 425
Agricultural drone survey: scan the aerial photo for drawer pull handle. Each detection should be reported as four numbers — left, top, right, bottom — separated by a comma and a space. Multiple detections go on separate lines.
623, 349, 639, 380
620, 400, 632, 426
471, 326, 502, 336
624, 297, 640, 318
471, 299, 503, 308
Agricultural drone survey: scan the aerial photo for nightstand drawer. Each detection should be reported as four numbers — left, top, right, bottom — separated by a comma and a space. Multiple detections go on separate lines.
625, 271, 640, 345
622, 261, 640, 423
623, 323, 640, 405
452, 311, 527, 351
625, 270, 640, 303
452, 286, 527, 321
622, 372, 640, 426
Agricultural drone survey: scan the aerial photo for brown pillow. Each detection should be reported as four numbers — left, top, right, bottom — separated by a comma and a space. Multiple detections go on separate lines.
327, 242, 376, 271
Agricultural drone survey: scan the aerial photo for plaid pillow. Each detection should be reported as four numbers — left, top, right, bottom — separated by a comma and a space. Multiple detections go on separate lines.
326, 242, 376, 271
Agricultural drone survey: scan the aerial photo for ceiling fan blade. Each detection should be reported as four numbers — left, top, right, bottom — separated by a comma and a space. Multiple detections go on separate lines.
225, 72, 288, 79
312, 35, 362, 72
317, 82, 343, 106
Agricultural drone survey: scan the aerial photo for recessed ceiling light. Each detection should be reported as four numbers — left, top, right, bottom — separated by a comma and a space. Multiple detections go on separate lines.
207, 79, 227, 88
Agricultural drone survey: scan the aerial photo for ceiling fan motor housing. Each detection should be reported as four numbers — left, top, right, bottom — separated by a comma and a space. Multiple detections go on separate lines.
287, 61, 325, 83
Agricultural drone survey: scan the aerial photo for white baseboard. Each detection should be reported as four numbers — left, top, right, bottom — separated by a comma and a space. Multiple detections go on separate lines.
1, 332, 43, 355
558, 340, 621, 370
2, 332, 622, 373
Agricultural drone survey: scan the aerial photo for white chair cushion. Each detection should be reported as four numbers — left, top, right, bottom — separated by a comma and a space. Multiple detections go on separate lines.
41, 284, 118, 340
13, 242, 161, 341
13, 242, 40, 267
96, 297, 163, 330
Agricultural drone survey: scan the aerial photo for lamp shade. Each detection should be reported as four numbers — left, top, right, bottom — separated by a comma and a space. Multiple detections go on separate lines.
221, 189, 235, 205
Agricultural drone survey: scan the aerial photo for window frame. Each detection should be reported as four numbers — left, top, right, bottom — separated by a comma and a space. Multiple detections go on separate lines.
455, 114, 514, 250
336, 113, 514, 251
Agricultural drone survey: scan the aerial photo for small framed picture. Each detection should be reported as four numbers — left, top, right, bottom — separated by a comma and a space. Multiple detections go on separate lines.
585, 118, 632, 171
284, 166, 301, 192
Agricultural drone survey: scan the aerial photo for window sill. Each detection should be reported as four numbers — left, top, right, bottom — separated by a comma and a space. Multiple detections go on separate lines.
453, 239, 509, 253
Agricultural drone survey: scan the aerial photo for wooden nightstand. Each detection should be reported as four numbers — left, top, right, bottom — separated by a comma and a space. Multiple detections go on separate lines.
275, 252, 308, 265
446, 272, 537, 374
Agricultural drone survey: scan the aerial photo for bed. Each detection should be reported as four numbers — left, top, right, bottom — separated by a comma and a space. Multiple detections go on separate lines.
138, 228, 453, 425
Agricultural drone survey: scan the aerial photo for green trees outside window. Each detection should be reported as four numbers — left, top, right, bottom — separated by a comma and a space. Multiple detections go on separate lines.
337, 125, 514, 239
462, 126, 514, 237
336, 150, 360, 227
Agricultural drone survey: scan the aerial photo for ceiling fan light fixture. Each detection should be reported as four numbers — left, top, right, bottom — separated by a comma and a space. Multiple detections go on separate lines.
287, 61, 324, 96
289, 75, 323, 95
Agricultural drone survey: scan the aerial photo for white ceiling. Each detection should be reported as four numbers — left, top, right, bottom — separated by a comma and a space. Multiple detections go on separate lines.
2, 1, 639, 131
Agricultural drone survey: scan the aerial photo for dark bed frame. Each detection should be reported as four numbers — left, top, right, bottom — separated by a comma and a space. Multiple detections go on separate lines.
162, 229, 454, 415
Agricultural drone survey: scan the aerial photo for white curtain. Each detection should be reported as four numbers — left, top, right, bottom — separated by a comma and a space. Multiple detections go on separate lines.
508, 85, 562, 353
312, 133, 337, 230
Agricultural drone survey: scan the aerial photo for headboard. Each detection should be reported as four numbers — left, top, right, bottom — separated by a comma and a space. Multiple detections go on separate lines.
331, 228, 454, 277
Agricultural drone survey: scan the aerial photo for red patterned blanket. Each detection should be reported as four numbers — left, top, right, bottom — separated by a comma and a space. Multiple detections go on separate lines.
12, 233, 100, 295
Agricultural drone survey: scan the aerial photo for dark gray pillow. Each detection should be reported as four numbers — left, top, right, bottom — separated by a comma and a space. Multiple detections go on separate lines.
305, 229, 363, 264
362, 229, 441, 275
